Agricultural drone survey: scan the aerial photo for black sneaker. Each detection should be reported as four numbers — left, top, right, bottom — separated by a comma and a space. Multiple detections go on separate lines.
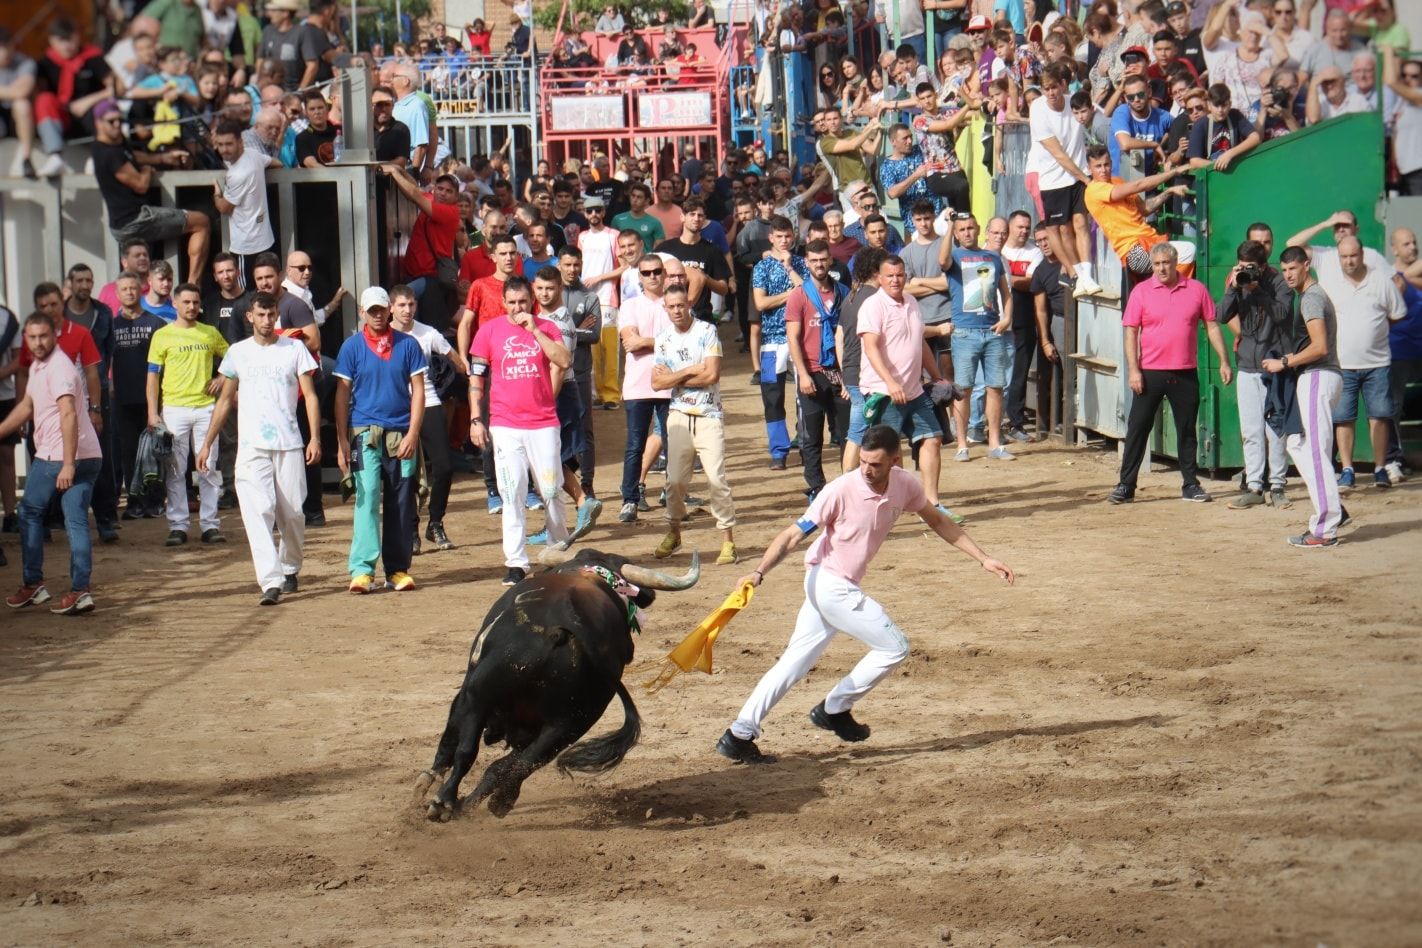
1181, 484, 1212, 503
201, 529, 226, 544
1107, 484, 1134, 505
121, 505, 144, 521
1338, 505, 1352, 529
165, 530, 188, 547
809, 701, 871, 742
716, 729, 775, 764
218, 490, 238, 510
618, 502, 638, 523
427, 521, 453, 550
281, 574, 299, 594
502, 567, 527, 587
305, 512, 326, 528
97, 523, 120, 544
259, 587, 282, 606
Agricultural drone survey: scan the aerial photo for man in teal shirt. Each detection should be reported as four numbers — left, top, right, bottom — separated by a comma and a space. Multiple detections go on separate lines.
611, 183, 666, 252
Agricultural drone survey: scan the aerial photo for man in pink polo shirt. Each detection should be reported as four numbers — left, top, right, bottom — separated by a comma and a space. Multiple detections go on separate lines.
2, 313, 104, 615
857, 254, 953, 516
469, 276, 574, 587
1109, 243, 1233, 505
717, 425, 1015, 763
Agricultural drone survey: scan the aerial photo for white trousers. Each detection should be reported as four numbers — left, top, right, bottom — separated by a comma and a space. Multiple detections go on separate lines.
730, 565, 910, 741
665, 411, 736, 530
491, 424, 567, 568
235, 446, 307, 590
1236, 370, 1289, 491
1287, 370, 1343, 540
163, 405, 221, 533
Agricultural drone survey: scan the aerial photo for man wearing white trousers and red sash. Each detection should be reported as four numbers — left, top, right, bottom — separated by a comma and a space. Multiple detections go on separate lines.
197, 292, 321, 604
717, 424, 1015, 763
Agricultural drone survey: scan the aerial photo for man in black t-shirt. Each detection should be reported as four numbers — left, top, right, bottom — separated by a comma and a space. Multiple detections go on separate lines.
296, 90, 340, 167
371, 86, 411, 167
655, 197, 730, 325
1165, 1, 1205, 77
551, 181, 590, 246
615, 26, 648, 66
298, 0, 342, 89
91, 99, 210, 279
1025, 223, 1067, 439
203, 252, 253, 344
109, 271, 169, 517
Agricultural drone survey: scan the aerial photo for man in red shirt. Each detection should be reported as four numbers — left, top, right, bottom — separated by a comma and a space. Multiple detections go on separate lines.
456, 209, 508, 290
1108, 243, 1232, 505
382, 164, 461, 331
19, 282, 102, 425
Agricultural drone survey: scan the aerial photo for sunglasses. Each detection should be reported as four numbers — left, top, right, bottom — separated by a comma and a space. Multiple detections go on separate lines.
1405, 71, 1422, 80
292, 264, 312, 271
1187, 103, 1206, 113
861, 203, 879, 211
1274, 6, 1294, 12
640, 267, 664, 276
1126, 91, 1149, 101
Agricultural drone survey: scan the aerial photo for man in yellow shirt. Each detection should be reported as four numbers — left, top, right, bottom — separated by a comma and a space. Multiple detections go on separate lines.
1081, 145, 1196, 282
146, 282, 229, 546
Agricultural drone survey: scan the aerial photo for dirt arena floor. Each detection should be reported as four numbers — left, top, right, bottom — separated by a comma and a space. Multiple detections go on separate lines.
2, 345, 1420, 946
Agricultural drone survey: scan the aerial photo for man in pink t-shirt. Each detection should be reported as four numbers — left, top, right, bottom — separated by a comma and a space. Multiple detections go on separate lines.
469, 276, 573, 586
1, 313, 104, 616
857, 255, 949, 512
1110, 243, 1233, 505
716, 425, 1015, 763
615, 255, 672, 523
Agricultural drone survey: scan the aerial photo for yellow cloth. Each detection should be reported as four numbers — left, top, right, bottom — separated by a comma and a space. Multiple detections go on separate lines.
149, 98, 183, 152
644, 582, 755, 693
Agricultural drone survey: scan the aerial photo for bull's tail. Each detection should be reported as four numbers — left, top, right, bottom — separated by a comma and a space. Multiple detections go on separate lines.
556, 682, 642, 775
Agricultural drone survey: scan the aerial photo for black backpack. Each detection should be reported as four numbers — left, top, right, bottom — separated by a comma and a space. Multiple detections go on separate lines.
427, 351, 467, 404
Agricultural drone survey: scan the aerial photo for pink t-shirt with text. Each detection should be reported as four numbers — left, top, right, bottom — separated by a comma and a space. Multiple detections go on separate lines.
856, 288, 926, 400
470, 316, 563, 430
28, 351, 102, 462
800, 467, 929, 585
618, 295, 671, 401
1122, 275, 1216, 370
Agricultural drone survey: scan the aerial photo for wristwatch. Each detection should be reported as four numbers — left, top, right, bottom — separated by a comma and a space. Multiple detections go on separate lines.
1281, 354, 1290, 369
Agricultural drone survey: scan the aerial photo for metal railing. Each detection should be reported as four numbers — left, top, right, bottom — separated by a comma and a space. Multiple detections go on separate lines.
385, 55, 539, 119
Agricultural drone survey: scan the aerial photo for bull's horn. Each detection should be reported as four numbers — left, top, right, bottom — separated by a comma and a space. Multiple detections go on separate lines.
537, 547, 576, 567
621, 552, 701, 591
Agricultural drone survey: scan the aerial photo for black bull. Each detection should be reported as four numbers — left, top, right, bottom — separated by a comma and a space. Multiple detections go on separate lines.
415, 548, 701, 821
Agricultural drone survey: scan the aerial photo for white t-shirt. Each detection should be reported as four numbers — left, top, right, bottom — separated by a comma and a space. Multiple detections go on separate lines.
223, 147, 274, 255
1313, 256, 1406, 369
619, 267, 644, 308
217, 336, 318, 451
1026, 96, 1086, 191
654, 319, 724, 419
578, 227, 620, 307
1210, 47, 1273, 116
402, 320, 453, 406
0, 306, 19, 401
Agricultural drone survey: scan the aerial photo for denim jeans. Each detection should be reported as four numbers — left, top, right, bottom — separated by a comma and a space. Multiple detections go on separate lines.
19, 456, 101, 590
621, 399, 669, 504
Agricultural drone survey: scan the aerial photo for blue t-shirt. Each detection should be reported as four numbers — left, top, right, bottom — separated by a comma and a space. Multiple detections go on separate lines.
1392, 269, 1422, 362
701, 219, 730, 255
943, 246, 1007, 329
522, 256, 556, 281
993, 0, 1026, 34
752, 255, 810, 345
332, 330, 428, 429
141, 297, 177, 323
1107, 104, 1174, 176
879, 145, 944, 216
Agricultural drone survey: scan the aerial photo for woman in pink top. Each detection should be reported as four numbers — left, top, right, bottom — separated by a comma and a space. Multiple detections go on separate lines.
717, 425, 1014, 763
2, 314, 104, 616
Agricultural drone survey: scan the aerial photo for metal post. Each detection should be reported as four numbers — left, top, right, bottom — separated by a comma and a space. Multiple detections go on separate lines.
339, 65, 373, 163
351, 0, 358, 52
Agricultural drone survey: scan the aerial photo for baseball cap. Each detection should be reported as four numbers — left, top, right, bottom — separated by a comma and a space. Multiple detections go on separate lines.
93, 99, 121, 121
1165, 0, 1187, 15
582, 195, 605, 209
966, 14, 992, 32
1120, 45, 1149, 62
266, 0, 301, 11
360, 286, 390, 310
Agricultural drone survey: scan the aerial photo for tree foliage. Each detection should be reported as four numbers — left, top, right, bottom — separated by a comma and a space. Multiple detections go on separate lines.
535, 0, 695, 33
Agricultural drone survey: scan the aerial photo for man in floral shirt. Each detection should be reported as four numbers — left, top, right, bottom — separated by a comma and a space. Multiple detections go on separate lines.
912, 82, 974, 213
751, 216, 810, 470
879, 124, 940, 216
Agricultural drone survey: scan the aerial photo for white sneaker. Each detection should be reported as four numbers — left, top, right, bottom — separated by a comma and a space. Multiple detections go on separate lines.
35, 153, 67, 178
1385, 460, 1406, 483
1072, 277, 1104, 300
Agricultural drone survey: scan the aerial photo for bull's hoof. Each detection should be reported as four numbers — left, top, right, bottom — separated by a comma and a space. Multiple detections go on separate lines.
413, 768, 446, 802
487, 788, 519, 818
426, 798, 458, 822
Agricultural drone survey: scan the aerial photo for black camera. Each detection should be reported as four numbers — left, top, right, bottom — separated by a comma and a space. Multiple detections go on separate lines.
1237, 264, 1263, 285
1267, 86, 1292, 107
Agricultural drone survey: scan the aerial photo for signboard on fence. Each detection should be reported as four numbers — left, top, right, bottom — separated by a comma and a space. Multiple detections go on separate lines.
637, 92, 713, 128
550, 95, 625, 131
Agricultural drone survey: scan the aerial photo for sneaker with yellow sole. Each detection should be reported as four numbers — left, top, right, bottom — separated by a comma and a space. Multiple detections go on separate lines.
388, 571, 416, 591
348, 574, 374, 594
654, 530, 682, 559
717, 541, 739, 565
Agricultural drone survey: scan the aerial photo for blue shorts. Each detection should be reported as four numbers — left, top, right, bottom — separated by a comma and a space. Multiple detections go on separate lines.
1333, 366, 1393, 422
950, 327, 1010, 389
846, 384, 867, 445
878, 391, 943, 444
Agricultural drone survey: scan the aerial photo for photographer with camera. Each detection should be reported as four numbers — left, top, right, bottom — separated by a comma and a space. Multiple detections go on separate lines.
1221, 239, 1295, 509
1251, 68, 1304, 140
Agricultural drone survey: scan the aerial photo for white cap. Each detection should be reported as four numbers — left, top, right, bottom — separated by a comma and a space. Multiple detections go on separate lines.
360, 286, 390, 310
